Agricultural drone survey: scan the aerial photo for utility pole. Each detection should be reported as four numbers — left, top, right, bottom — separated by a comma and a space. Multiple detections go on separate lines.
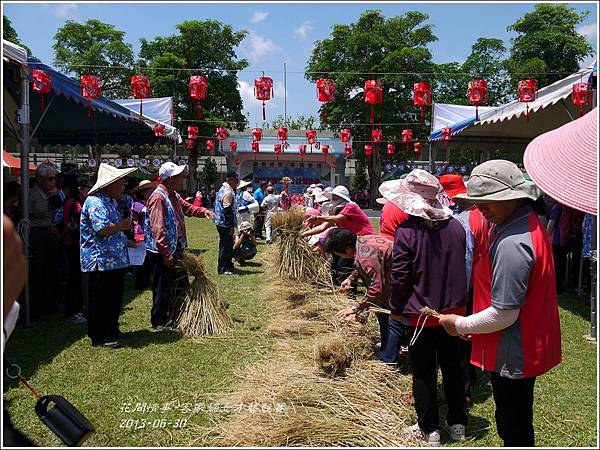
284, 62, 287, 123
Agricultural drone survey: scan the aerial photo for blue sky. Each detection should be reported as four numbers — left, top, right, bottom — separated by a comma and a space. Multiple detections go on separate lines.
3, 1, 598, 127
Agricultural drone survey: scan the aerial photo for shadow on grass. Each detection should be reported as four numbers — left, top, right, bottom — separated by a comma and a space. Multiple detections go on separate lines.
557, 292, 591, 322
187, 248, 209, 257
120, 329, 182, 348
238, 261, 262, 268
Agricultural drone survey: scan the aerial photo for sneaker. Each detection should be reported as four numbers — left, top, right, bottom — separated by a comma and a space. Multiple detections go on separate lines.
445, 421, 466, 441
403, 423, 441, 446
222, 271, 234, 275
68, 313, 87, 324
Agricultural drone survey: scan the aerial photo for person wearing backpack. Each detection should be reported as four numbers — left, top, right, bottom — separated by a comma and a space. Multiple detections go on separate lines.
62, 177, 91, 323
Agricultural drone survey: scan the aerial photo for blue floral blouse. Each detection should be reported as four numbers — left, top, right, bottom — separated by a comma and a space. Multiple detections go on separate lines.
80, 193, 130, 272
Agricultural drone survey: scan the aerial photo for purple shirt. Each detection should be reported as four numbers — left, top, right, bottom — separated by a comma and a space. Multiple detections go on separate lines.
390, 216, 467, 316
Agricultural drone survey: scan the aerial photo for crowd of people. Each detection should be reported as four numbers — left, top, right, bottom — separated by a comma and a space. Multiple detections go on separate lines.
2, 151, 596, 447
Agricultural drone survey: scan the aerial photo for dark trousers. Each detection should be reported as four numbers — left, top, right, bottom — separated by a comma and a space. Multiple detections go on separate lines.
490, 372, 536, 447
380, 316, 410, 364
150, 250, 190, 327
134, 254, 154, 290
375, 312, 389, 353
233, 242, 257, 262
64, 244, 84, 318
253, 214, 265, 238
217, 226, 235, 274
82, 268, 125, 345
553, 245, 569, 293
408, 326, 467, 432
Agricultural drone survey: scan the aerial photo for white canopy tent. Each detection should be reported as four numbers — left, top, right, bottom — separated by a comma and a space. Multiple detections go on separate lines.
113, 97, 181, 143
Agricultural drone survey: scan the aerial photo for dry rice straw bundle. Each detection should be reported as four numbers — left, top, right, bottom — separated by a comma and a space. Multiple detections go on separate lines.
175, 252, 233, 337
270, 205, 333, 288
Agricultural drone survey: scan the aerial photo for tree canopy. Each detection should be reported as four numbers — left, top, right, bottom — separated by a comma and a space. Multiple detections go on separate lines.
53, 19, 134, 98
3, 14, 32, 56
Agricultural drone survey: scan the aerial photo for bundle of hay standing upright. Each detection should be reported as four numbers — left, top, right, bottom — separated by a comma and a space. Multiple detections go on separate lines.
175, 252, 233, 337
270, 205, 333, 288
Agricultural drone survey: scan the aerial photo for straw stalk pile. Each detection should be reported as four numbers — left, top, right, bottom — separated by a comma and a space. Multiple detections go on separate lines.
175, 252, 233, 337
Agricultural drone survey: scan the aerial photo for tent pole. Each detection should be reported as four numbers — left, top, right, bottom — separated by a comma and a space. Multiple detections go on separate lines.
19, 65, 31, 327
428, 141, 434, 173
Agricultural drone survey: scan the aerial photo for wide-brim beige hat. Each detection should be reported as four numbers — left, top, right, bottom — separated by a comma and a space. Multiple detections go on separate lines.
238, 179, 252, 190
454, 159, 541, 206
130, 179, 157, 194
89, 163, 137, 195
379, 170, 453, 221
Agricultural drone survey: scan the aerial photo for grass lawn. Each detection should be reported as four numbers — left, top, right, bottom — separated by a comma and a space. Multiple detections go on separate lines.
3, 217, 597, 447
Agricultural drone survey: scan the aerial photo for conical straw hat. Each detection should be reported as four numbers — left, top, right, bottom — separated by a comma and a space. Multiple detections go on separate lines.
89, 163, 137, 195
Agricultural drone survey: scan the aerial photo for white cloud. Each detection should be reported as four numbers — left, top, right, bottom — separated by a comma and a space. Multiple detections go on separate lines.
238, 79, 285, 107
294, 22, 313, 40
54, 4, 78, 18
250, 10, 269, 24
577, 22, 597, 38
242, 31, 280, 61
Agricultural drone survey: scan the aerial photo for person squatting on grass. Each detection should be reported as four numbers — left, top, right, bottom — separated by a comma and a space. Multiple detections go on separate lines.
387, 169, 469, 446
146, 162, 217, 330
440, 160, 562, 447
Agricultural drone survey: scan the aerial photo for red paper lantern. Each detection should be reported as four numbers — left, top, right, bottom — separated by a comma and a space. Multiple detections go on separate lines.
131, 74, 151, 115
206, 139, 216, 153
386, 144, 396, 156
184, 138, 196, 150
467, 79, 488, 120
187, 126, 198, 140
306, 129, 317, 146
340, 129, 351, 143
402, 129, 413, 154
322, 145, 329, 156
254, 76, 274, 120
441, 127, 452, 153
364, 144, 373, 157
229, 141, 237, 153
364, 79, 383, 124
251, 141, 260, 159
344, 144, 353, 157
317, 78, 335, 122
299, 144, 307, 155
251, 127, 263, 142
216, 127, 229, 141
32, 69, 52, 112
572, 82, 592, 117
414, 142, 423, 153
153, 123, 165, 138
274, 143, 282, 160
371, 129, 383, 143
517, 79, 538, 122
413, 81, 432, 125
277, 127, 288, 142
189, 75, 208, 119
80, 75, 101, 118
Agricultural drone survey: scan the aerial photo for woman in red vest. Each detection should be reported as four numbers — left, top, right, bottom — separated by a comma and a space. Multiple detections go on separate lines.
441, 160, 562, 447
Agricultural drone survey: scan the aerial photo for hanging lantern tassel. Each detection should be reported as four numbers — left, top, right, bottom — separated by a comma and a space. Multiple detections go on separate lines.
87, 100, 92, 118
262, 101, 266, 121
370, 106, 375, 124
420, 106, 424, 126
139, 99, 143, 116
195, 101, 202, 119
525, 103, 530, 123
40, 94, 45, 113
475, 105, 479, 122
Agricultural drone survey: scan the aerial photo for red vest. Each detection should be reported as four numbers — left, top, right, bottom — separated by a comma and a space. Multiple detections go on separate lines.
470, 210, 562, 378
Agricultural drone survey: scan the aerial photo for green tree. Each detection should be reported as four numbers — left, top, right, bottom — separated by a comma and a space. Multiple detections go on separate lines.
306, 10, 438, 206
506, 4, 593, 86
139, 20, 249, 186
353, 157, 369, 191
269, 115, 317, 130
53, 19, 134, 98
3, 15, 32, 55
199, 157, 219, 191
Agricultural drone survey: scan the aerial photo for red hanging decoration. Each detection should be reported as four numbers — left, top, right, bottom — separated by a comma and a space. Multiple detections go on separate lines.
187, 126, 198, 141
316, 78, 335, 122
299, 144, 307, 161
277, 127, 288, 142
364, 144, 373, 157
229, 141, 237, 153
371, 129, 383, 143
306, 129, 317, 145
340, 129, 351, 143
344, 144, 353, 157
251, 141, 260, 160
216, 127, 229, 141
321, 145, 329, 156
131, 74, 151, 116
517, 79, 538, 122
206, 139, 216, 153
401, 129, 413, 155
386, 144, 396, 156
413, 81, 431, 126
414, 142, 423, 153
441, 127, 452, 153
364, 79, 383, 124
189, 75, 208, 119
251, 127, 263, 142
274, 143, 282, 160
153, 123, 165, 144
80, 75, 101, 118
254, 76, 274, 120
32, 69, 52, 112
184, 138, 196, 150
572, 82, 592, 117
467, 78, 488, 121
